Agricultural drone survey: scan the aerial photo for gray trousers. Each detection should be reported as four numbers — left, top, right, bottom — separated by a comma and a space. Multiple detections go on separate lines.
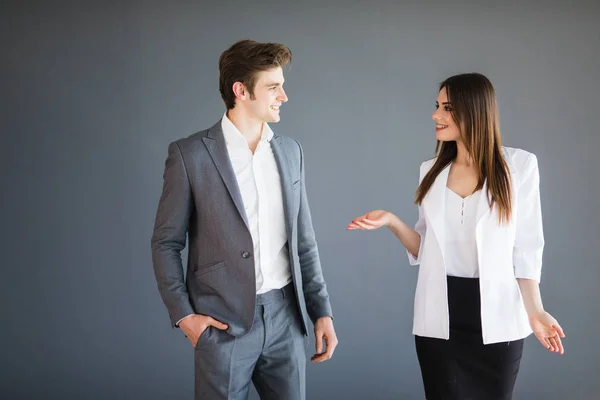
194, 283, 307, 400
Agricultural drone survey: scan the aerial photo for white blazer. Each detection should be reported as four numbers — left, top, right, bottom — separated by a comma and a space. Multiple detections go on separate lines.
407, 147, 544, 344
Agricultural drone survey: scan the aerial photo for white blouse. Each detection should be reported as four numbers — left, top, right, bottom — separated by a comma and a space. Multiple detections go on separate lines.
444, 188, 481, 278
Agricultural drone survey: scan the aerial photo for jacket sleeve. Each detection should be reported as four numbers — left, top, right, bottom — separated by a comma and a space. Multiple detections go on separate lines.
151, 141, 196, 327
407, 162, 428, 265
513, 153, 545, 282
295, 140, 333, 323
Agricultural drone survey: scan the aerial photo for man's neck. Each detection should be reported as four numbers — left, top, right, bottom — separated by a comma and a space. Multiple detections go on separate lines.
226, 109, 263, 143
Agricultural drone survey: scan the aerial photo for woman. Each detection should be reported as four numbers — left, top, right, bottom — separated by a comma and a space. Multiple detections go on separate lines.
347, 73, 565, 400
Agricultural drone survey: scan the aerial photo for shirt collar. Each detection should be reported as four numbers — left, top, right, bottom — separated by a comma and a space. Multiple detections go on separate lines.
221, 113, 274, 149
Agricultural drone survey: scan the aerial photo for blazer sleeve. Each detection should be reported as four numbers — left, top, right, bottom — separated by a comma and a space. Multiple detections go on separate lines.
295, 140, 333, 323
407, 162, 428, 265
150, 141, 196, 327
513, 153, 545, 282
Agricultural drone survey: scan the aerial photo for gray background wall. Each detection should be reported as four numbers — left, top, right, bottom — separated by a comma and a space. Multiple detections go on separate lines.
2, 0, 599, 399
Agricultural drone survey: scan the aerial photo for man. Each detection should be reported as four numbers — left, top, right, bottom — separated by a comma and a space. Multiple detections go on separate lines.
151, 39, 338, 400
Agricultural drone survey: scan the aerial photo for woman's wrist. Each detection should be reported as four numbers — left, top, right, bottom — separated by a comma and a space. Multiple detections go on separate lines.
385, 211, 399, 228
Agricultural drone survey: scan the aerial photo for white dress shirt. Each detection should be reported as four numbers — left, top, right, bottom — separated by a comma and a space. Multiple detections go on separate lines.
221, 114, 291, 294
445, 188, 481, 278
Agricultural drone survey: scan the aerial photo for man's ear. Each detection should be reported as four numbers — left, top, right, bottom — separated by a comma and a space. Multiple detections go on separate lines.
232, 82, 247, 101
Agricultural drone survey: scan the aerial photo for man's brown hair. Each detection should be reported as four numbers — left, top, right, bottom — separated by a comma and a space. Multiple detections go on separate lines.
219, 39, 292, 110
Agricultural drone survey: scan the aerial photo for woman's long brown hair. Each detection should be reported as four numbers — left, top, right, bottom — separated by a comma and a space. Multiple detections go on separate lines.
415, 73, 512, 223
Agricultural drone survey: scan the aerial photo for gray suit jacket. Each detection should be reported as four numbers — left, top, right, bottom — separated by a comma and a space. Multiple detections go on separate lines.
151, 120, 333, 337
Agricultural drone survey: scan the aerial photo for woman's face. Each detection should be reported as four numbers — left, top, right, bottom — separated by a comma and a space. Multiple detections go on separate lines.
432, 86, 461, 142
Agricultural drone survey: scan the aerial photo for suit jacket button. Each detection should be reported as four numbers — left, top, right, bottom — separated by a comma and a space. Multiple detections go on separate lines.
241, 251, 250, 259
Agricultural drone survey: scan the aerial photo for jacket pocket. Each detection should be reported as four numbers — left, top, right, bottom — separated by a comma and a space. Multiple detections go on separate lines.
193, 261, 225, 276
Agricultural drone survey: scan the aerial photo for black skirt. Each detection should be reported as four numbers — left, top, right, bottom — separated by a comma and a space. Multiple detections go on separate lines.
415, 276, 524, 400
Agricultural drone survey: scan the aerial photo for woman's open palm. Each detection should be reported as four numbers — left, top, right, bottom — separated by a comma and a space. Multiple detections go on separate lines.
529, 311, 566, 354
347, 210, 390, 231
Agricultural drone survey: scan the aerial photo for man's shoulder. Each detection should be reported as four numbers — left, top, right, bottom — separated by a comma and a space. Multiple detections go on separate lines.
272, 133, 302, 153
175, 130, 205, 146
172, 121, 221, 150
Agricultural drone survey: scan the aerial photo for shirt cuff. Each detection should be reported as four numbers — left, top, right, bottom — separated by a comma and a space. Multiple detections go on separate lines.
175, 314, 194, 327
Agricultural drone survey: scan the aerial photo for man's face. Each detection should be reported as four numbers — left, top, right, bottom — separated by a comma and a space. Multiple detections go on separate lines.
244, 67, 288, 123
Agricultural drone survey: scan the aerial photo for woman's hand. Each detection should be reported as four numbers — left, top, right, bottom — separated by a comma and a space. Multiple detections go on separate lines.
528, 311, 566, 354
347, 209, 420, 258
347, 210, 392, 230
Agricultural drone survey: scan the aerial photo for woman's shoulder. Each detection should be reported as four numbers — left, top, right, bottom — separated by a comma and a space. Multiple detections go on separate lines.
419, 157, 437, 172
502, 146, 538, 172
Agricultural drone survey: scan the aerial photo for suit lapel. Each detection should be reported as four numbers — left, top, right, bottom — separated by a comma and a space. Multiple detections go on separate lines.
202, 121, 250, 231
270, 136, 294, 238
423, 164, 450, 261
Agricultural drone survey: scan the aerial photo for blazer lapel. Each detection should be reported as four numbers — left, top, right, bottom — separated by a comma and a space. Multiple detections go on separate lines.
423, 164, 451, 261
475, 179, 493, 228
270, 136, 294, 238
476, 151, 518, 227
202, 121, 250, 231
